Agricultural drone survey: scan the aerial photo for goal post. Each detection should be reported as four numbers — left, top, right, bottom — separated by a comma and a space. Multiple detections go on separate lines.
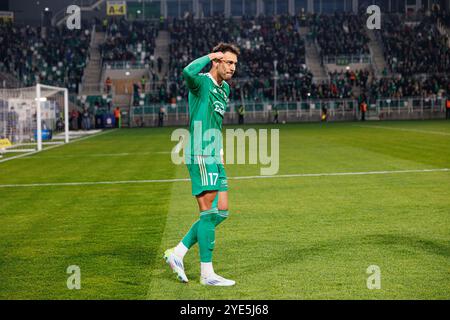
0, 84, 69, 155
35, 84, 70, 151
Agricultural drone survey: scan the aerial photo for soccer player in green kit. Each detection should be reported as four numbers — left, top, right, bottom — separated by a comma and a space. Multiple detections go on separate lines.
164, 43, 240, 286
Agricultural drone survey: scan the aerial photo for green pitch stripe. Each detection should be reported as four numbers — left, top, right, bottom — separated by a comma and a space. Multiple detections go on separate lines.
146, 164, 194, 299
0, 129, 175, 299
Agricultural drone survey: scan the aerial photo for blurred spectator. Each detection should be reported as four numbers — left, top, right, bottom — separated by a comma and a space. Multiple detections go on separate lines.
133, 83, 140, 106
321, 106, 327, 122
56, 117, 64, 131
0, 23, 90, 93
105, 77, 112, 94
359, 101, 368, 121
158, 107, 165, 127
114, 106, 121, 128
238, 105, 245, 124
141, 75, 146, 92
82, 106, 91, 130
446, 97, 450, 119
70, 109, 79, 130
272, 106, 279, 123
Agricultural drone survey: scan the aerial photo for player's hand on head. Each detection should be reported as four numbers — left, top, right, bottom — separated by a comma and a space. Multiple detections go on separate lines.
209, 52, 224, 62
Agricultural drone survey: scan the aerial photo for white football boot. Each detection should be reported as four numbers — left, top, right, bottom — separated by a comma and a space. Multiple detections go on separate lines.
163, 248, 188, 283
200, 273, 235, 286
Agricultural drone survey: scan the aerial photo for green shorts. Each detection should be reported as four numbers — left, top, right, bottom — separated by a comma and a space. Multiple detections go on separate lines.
186, 155, 228, 196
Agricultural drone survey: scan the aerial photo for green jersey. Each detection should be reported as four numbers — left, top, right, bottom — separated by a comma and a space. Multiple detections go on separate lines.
183, 55, 230, 158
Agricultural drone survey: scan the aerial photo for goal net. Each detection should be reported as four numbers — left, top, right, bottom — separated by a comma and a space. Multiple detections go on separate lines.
0, 84, 69, 155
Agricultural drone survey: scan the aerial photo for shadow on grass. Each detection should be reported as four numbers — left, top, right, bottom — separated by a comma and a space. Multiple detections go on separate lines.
221, 233, 450, 275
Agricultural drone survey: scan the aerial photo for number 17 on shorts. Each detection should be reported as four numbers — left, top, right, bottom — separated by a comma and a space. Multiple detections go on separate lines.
187, 155, 227, 196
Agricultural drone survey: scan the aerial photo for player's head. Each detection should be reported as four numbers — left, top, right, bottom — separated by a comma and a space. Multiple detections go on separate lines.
211, 43, 240, 81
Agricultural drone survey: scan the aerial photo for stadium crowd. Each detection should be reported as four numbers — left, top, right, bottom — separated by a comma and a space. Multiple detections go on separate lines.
0, 10, 449, 104
142, 11, 449, 104
309, 13, 370, 56
165, 14, 311, 101
378, 14, 450, 76
0, 23, 90, 93
100, 18, 159, 65
366, 75, 450, 101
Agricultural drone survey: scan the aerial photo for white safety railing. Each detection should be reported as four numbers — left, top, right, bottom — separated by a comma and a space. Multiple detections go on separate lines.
126, 96, 447, 126
103, 61, 150, 70
322, 54, 372, 65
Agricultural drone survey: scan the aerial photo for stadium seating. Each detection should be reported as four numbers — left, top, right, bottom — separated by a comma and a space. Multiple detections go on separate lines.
367, 74, 450, 100
0, 23, 90, 93
100, 18, 159, 65
166, 15, 314, 102
377, 14, 450, 76
0, 12, 448, 104
309, 13, 370, 56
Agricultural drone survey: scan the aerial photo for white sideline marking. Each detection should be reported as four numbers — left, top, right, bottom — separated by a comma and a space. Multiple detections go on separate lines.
0, 168, 448, 188
0, 130, 116, 164
13, 151, 171, 160
353, 125, 450, 136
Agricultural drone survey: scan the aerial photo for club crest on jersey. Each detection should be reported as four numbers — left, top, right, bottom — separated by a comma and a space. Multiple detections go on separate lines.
219, 89, 227, 100
213, 101, 225, 116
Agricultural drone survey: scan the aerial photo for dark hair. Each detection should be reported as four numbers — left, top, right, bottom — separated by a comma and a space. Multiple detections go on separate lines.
212, 42, 240, 56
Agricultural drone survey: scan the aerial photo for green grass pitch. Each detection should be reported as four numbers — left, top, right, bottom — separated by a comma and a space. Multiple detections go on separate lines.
0, 120, 449, 299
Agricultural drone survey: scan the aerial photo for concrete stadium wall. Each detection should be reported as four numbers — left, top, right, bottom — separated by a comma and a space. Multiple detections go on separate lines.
325, 63, 371, 73
377, 109, 446, 121
105, 68, 147, 80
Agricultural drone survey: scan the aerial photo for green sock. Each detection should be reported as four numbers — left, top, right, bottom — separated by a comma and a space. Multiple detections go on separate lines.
181, 194, 220, 249
197, 208, 217, 263
181, 219, 200, 249
181, 209, 229, 249
216, 210, 229, 227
